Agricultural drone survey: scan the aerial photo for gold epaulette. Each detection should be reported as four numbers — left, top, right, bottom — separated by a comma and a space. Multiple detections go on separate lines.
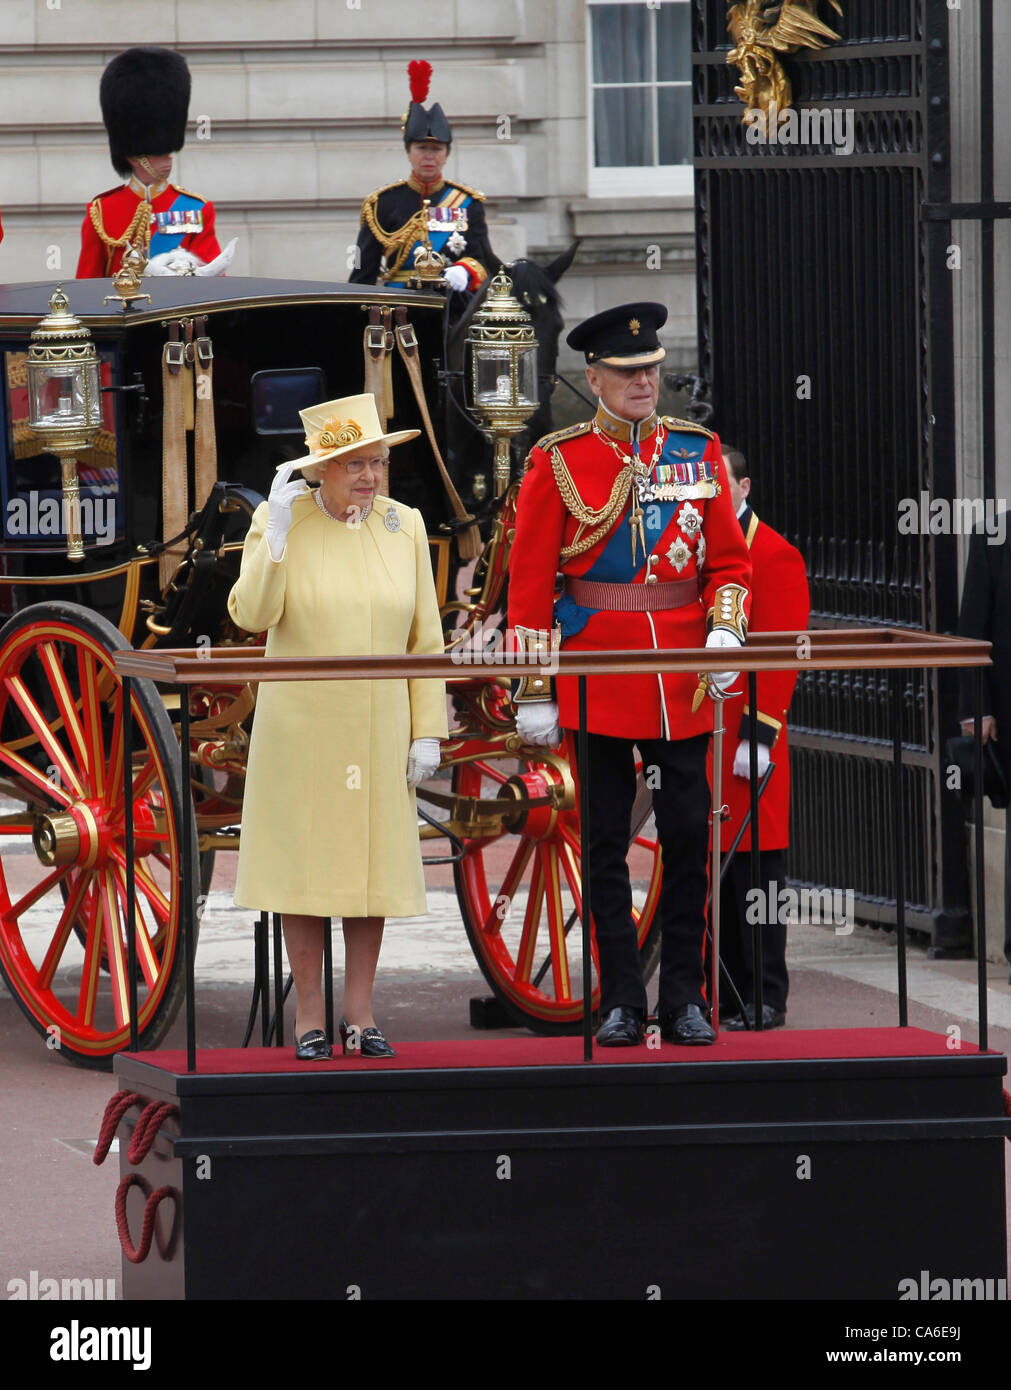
170, 184, 208, 203
449, 180, 486, 202
359, 180, 407, 225
534, 420, 592, 453
661, 415, 715, 439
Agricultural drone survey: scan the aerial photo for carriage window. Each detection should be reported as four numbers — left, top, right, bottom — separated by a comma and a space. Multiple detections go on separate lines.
251, 368, 326, 435
587, 0, 693, 197
1, 349, 121, 548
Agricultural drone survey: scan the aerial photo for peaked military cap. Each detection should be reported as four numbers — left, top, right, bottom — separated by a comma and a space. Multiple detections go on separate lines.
567, 302, 668, 367
100, 47, 191, 178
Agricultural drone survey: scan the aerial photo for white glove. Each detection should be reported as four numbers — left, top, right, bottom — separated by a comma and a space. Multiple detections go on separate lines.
407, 738, 441, 787
705, 628, 743, 694
265, 462, 308, 561
443, 263, 470, 293
733, 739, 771, 780
516, 701, 560, 748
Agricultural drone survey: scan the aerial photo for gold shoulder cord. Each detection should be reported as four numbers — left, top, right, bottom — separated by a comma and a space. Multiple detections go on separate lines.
551, 446, 634, 558
361, 188, 429, 282
89, 198, 153, 255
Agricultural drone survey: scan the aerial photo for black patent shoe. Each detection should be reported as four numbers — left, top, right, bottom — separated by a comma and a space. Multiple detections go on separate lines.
595, 1006, 646, 1047
294, 1026, 332, 1061
339, 1017, 397, 1058
723, 1003, 786, 1031
658, 1003, 716, 1045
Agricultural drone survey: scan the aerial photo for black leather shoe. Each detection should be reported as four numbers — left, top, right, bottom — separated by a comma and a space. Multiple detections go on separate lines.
294, 1027, 332, 1061
723, 1003, 786, 1031
339, 1018, 397, 1058
659, 1003, 716, 1045
595, 1006, 645, 1047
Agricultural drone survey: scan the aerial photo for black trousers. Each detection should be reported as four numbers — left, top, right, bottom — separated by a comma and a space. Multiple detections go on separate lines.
718, 849, 790, 1015
575, 730, 710, 1017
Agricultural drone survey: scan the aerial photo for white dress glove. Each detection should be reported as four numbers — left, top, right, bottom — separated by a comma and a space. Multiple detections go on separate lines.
443, 263, 470, 293
407, 738, 441, 788
265, 462, 308, 561
733, 739, 771, 780
705, 628, 743, 694
515, 701, 561, 748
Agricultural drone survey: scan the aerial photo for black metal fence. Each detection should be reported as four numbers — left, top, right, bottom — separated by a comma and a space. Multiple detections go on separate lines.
693, 0, 968, 945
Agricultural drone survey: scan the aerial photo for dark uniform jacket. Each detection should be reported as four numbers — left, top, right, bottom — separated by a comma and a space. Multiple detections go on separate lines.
349, 175, 499, 289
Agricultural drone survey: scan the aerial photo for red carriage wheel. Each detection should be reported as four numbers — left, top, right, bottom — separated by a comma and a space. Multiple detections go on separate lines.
0, 602, 198, 1068
452, 744, 663, 1033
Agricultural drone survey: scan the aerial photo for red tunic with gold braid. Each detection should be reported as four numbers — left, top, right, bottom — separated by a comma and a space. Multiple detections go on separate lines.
76, 179, 221, 278
507, 406, 752, 740
717, 506, 810, 851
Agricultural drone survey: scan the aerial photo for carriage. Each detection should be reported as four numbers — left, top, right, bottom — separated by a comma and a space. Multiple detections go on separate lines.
0, 274, 661, 1067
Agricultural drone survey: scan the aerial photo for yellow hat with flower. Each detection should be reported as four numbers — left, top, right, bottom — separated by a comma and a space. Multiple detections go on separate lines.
278, 393, 420, 479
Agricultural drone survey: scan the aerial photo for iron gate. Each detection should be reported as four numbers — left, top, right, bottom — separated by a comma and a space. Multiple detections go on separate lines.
693, 0, 967, 947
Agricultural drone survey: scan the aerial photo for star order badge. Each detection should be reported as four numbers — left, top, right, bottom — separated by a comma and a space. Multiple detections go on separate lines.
677, 501, 703, 539
667, 538, 692, 573
385, 505, 402, 533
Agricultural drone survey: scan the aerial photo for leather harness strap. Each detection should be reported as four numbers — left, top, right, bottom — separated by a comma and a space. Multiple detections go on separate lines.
363, 306, 394, 494
393, 306, 482, 560
193, 315, 217, 513
160, 320, 188, 589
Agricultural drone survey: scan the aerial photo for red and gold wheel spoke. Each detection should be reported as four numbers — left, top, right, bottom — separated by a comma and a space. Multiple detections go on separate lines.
514, 853, 546, 986
543, 846, 572, 1001
76, 648, 108, 800
99, 869, 130, 1029
75, 891, 103, 1028
109, 865, 162, 990
3, 675, 85, 798
38, 871, 92, 989
38, 642, 91, 783
480, 835, 534, 937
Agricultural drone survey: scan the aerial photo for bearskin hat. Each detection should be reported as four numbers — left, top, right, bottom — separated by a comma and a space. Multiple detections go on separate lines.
402, 59, 452, 148
100, 47, 191, 177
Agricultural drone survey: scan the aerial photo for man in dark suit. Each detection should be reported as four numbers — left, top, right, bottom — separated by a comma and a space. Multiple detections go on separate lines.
716, 447, 810, 1028
957, 521, 1011, 970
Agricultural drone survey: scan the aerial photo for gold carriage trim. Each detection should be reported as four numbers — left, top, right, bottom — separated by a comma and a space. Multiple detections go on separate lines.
708, 583, 749, 642
512, 623, 560, 703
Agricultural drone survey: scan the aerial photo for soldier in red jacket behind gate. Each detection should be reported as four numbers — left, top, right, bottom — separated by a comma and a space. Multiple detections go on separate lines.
715, 447, 810, 1029
507, 303, 752, 1046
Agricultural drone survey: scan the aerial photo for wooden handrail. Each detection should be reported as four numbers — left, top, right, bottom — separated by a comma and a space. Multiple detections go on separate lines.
113, 628, 991, 684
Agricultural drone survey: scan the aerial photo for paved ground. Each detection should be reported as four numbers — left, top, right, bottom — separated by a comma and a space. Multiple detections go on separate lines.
1, 863, 1009, 1303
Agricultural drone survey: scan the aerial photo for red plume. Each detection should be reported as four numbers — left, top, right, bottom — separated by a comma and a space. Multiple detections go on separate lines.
408, 60, 432, 105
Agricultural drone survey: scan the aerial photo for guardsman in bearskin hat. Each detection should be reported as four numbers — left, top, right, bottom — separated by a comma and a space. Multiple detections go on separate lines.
348, 60, 499, 293
76, 47, 223, 278
507, 304, 752, 1046
716, 447, 810, 1030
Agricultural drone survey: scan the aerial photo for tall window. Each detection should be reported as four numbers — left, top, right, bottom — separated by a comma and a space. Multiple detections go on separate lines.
587, 0, 693, 196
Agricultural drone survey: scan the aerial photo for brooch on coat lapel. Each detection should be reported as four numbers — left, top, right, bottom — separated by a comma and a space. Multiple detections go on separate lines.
384, 505, 402, 533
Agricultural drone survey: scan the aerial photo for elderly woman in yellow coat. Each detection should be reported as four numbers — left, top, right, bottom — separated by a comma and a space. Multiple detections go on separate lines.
227, 394, 448, 1060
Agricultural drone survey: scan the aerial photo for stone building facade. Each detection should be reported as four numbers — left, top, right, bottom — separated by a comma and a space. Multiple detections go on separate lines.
0, 0, 698, 385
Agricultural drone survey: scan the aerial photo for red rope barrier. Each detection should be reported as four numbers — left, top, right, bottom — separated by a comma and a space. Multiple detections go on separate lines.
115, 1174, 176, 1264
93, 1091, 142, 1165
127, 1102, 177, 1164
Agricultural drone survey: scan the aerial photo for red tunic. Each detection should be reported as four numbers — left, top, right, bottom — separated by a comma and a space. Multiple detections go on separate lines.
76, 181, 221, 278
717, 508, 810, 851
507, 413, 752, 740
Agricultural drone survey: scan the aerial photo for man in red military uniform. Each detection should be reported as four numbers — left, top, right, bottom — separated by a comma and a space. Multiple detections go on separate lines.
716, 447, 810, 1028
508, 303, 752, 1045
76, 47, 221, 279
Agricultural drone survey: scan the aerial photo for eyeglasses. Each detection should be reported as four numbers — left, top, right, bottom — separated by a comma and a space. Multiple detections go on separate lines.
341, 455, 384, 475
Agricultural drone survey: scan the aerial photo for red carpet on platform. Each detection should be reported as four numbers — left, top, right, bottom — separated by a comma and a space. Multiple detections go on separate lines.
126, 1026, 989, 1076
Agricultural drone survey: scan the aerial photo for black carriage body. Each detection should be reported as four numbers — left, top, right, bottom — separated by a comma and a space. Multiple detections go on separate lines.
0, 278, 447, 640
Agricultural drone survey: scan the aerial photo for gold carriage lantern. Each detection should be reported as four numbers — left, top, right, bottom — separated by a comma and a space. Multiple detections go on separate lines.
465, 268, 539, 496
26, 286, 103, 562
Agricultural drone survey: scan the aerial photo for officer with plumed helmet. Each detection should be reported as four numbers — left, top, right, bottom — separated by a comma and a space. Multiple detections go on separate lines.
349, 60, 499, 293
